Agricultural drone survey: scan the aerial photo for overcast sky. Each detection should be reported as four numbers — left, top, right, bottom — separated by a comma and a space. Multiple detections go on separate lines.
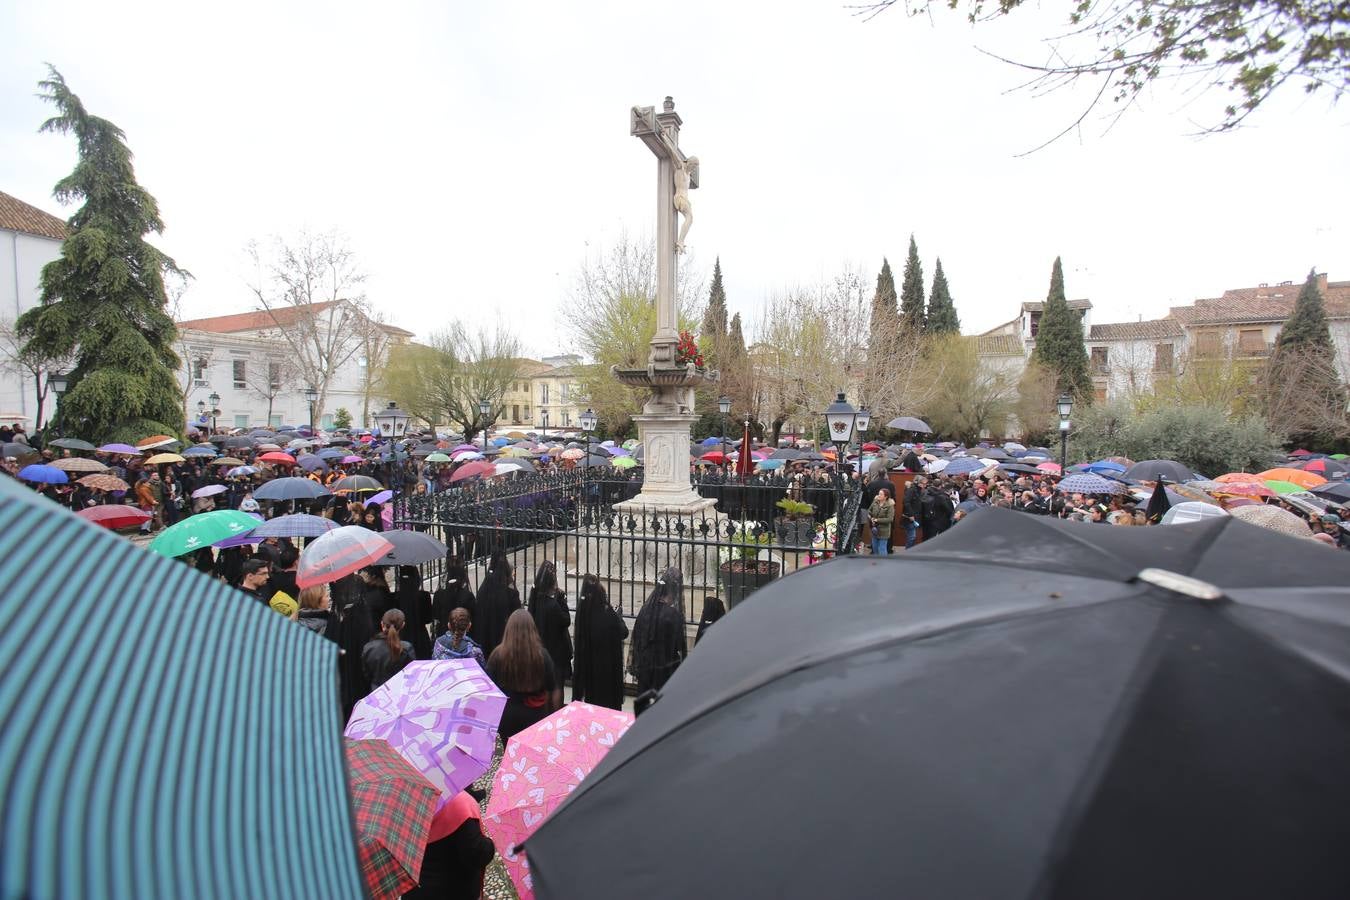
2, 1, 1346, 358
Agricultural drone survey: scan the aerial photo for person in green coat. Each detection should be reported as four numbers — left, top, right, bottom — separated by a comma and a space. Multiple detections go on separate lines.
869, 487, 895, 556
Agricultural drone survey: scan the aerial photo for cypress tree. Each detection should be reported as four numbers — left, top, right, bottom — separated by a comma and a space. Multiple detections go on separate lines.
17, 67, 183, 442
899, 235, 926, 332
701, 257, 729, 351
867, 258, 898, 356
925, 258, 961, 334
1030, 257, 1092, 401
1277, 269, 1335, 354
727, 312, 746, 360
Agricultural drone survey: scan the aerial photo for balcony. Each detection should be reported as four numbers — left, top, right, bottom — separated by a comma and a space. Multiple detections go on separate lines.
1236, 342, 1276, 358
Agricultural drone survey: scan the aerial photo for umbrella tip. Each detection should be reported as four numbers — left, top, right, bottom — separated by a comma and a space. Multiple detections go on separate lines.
1134, 568, 1225, 603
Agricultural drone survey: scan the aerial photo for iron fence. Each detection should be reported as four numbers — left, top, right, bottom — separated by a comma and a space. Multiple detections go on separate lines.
393, 469, 863, 624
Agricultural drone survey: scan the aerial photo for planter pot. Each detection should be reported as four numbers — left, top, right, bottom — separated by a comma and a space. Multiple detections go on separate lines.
719, 559, 781, 609
774, 516, 816, 547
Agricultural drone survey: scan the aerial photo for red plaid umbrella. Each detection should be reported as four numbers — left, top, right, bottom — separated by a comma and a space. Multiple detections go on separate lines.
345, 738, 440, 900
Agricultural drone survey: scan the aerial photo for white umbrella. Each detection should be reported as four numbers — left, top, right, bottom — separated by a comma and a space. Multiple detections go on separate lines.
1161, 502, 1230, 525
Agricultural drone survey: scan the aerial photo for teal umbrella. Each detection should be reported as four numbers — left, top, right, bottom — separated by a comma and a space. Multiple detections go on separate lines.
0, 476, 364, 899
148, 509, 260, 557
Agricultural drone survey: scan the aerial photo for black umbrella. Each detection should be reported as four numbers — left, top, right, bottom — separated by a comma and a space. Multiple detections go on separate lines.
253, 476, 332, 502
887, 415, 931, 433
525, 509, 1350, 900
770, 448, 806, 460
1312, 482, 1350, 503
998, 462, 1042, 475
49, 437, 97, 452
375, 528, 449, 565
223, 436, 253, 449
1124, 458, 1195, 483
1145, 476, 1173, 522
979, 446, 1011, 461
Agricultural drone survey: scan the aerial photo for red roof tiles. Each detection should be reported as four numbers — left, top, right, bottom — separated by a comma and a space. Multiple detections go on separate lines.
0, 191, 67, 241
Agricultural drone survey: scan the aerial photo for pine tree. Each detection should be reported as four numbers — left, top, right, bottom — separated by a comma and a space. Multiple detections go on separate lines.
899, 235, 926, 332
1277, 269, 1335, 354
1029, 257, 1092, 401
925, 258, 961, 334
17, 67, 183, 443
727, 312, 747, 359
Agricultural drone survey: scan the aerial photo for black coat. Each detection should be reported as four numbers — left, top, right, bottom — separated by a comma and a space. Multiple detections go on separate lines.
573, 600, 628, 710
403, 818, 496, 900
530, 589, 573, 682
361, 637, 414, 690
922, 489, 954, 535
474, 574, 521, 661
903, 484, 924, 521
394, 584, 434, 661
432, 583, 475, 637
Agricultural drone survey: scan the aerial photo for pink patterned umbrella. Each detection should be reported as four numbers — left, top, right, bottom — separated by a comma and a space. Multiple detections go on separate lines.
484, 703, 634, 899
345, 660, 506, 808
297, 525, 393, 588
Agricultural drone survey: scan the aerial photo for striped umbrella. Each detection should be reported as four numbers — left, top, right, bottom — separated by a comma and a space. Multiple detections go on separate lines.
0, 477, 365, 899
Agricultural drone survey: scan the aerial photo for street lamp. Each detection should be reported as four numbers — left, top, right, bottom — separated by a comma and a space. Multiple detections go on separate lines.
855, 407, 871, 457
579, 407, 597, 477
718, 395, 731, 477
208, 391, 221, 434
1057, 393, 1073, 471
823, 391, 858, 555
540, 408, 549, 442
373, 402, 411, 494
478, 397, 493, 447
304, 385, 318, 431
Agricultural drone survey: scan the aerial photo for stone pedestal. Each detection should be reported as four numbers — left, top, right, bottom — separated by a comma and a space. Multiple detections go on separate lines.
614, 410, 716, 516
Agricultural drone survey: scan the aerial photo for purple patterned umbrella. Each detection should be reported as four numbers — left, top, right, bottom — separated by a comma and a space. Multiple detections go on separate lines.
345, 660, 506, 808
96, 443, 141, 455
1056, 473, 1127, 495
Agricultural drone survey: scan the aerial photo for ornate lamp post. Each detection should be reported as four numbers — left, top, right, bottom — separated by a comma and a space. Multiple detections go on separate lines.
1057, 393, 1073, 471
208, 391, 221, 434
304, 386, 318, 431
478, 397, 493, 447
373, 402, 411, 492
718, 395, 731, 475
579, 407, 597, 476
855, 407, 871, 461
540, 408, 549, 443
823, 392, 858, 555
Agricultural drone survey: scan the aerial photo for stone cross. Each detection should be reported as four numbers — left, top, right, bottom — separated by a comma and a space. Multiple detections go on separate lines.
630, 96, 698, 369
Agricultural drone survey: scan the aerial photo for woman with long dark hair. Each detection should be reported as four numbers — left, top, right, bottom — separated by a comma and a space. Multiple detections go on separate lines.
362, 608, 415, 690
572, 574, 628, 710
486, 609, 561, 739
473, 551, 520, 661
629, 567, 687, 694
394, 565, 434, 660
527, 560, 572, 686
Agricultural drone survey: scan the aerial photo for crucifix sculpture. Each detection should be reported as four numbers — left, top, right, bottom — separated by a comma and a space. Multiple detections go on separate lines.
630, 96, 699, 368
611, 96, 717, 515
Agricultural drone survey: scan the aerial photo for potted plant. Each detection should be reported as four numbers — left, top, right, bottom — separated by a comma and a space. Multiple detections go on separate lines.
774, 497, 816, 546
718, 522, 780, 609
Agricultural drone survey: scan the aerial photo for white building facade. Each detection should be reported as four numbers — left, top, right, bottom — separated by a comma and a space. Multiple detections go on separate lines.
176, 301, 412, 431
0, 191, 66, 426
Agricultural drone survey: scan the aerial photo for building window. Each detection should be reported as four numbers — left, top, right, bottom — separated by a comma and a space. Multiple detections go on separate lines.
512, 404, 520, 422
540, 383, 549, 405
1154, 343, 1174, 372
233, 414, 249, 428
269, 414, 282, 428
561, 383, 570, 402
268, 361, 281, 389
1238, 328, 1265, 355
1029, 313, 1041, 338
523, 405, 530, 418
233, 360, 246, 388
563, 410, 571, 427
192, 357, 208, 386
1093, 387, 1107, 403
1196, 331, 1222, 357
321, 413, 334, 429
1090, 347, 1108, 372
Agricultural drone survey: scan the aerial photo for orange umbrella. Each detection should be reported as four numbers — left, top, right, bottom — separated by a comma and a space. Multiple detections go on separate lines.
136, 434, 178, 449
1215, 472, 1263, 483
259, 451, 297, 465
1257, 467, 1327, 489
1213, 481, 1277, 499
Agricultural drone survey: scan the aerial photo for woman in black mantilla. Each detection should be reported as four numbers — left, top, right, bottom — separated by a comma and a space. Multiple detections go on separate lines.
629, 566, 687, 694
433, 556, 475, 638
394, 565, 434, 660
573, 573, 628, 710
473, 551, 520, 661
527, 560, 573, 687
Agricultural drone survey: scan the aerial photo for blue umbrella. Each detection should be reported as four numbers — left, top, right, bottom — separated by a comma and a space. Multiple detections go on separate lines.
216, 513, 340, 547
317, 448, 347, 460
701, 437, 721, 447
1057, 473, 1127, 495
0, 478, 364, 898
254, 477, 332, 502
296, 455, 329, 473
226, 465, 259, 477
944, 457, 989, 476
181, 445, 218, 458
17, 464, 68, 485
1087, 459, 1127, 473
